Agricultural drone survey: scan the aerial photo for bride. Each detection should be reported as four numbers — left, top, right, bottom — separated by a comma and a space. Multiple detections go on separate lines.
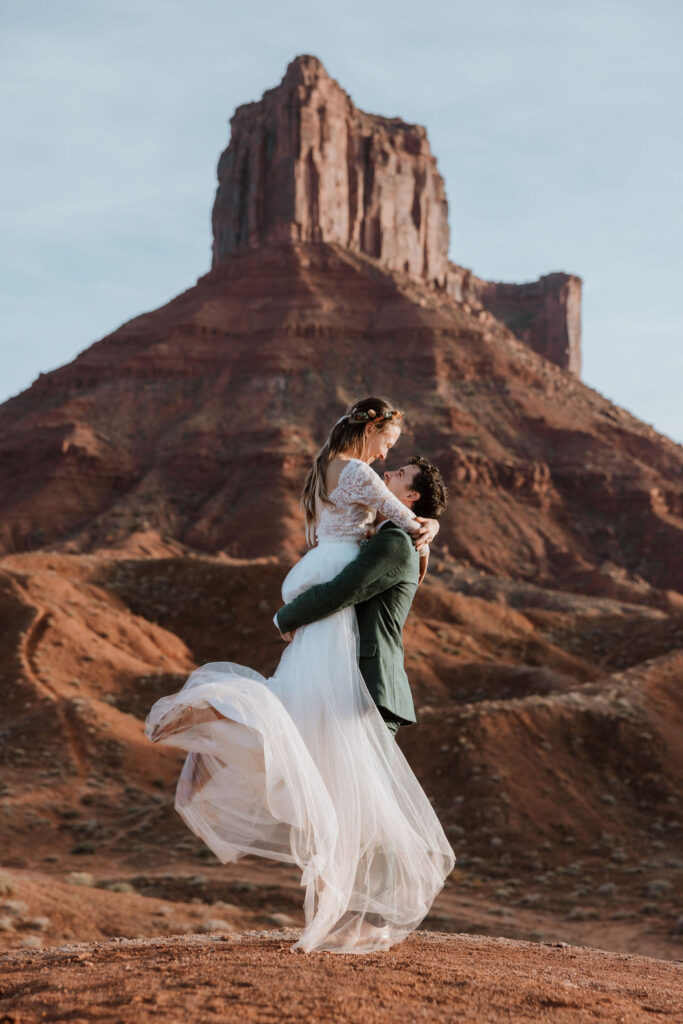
144, 396, 456, 953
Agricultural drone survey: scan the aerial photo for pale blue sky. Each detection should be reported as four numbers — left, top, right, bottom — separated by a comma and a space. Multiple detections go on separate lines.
1, 0, 681, 443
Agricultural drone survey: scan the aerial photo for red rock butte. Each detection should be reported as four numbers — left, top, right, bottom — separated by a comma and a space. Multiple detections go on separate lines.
212, 54, 581, 374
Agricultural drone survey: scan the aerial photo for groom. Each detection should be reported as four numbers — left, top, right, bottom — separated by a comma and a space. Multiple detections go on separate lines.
275, 456, 448, 737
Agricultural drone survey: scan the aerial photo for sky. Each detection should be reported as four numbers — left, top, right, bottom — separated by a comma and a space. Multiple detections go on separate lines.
1, 0, 681, 444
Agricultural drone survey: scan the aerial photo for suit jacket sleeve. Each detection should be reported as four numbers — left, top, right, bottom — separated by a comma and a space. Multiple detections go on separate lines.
276, 530, 412, 634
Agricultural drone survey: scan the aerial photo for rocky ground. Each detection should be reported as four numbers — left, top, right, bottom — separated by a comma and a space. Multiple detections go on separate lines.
1, 929, 681, 1023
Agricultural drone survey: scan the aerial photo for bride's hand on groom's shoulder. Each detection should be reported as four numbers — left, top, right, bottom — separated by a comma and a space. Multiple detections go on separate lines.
413, 516, 439, 547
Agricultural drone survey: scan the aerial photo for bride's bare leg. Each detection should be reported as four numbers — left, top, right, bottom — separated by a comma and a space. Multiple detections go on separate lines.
151, 703, 234, 799
149, 703, 230, 743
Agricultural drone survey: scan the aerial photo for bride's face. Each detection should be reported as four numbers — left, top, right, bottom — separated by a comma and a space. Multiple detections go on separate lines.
364, 422, 401, 464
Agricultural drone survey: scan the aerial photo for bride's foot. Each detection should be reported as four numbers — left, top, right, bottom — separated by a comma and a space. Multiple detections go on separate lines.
362, 922, 392, 948
188, 751, 208, 793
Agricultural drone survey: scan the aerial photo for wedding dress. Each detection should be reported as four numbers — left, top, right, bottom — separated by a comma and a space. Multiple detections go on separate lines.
144, 458, 456, 953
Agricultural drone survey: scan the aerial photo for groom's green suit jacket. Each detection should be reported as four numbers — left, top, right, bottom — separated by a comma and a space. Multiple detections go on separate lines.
275, 521, 420, 725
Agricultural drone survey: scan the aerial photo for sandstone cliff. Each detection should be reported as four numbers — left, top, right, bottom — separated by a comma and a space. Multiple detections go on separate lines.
211, 55, 580, 373
446, 264, 582, 375
211, 55, 449, 289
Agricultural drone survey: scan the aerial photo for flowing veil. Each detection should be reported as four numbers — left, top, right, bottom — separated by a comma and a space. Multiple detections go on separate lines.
145, 536, 455, 954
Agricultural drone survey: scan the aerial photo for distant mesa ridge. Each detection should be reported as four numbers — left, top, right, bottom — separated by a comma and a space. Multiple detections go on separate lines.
211, 54, 581, 374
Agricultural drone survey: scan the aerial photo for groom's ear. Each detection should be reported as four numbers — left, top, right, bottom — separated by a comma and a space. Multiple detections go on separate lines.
406, 489, 420, 506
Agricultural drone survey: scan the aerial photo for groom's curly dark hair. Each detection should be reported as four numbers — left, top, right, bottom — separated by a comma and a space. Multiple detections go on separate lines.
408, 456, 448, 519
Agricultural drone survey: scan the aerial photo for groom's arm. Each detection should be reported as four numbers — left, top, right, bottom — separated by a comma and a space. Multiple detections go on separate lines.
276, 530, 412, 635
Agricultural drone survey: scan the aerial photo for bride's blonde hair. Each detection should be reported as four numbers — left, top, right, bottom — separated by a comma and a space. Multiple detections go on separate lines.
301, 397, 403, 545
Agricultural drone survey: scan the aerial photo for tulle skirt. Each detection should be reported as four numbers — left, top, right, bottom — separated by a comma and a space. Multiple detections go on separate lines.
144, 540, 456, 953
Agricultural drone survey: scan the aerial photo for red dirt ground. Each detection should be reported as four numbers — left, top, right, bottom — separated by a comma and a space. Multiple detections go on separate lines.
1, 929, 681, 1024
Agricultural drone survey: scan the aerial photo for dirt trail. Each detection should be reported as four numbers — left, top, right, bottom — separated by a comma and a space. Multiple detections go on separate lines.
0, 929, 681, 1024
1, 568, 91, 780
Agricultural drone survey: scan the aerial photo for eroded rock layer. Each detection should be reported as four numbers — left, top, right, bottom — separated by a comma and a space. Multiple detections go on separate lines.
0, 243, 680, 600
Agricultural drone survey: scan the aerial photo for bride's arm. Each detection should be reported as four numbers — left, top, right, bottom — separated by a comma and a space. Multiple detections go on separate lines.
336, 460, 439, 550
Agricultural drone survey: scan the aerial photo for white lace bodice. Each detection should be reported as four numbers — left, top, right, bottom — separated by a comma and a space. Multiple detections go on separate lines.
315, 458, 421, 544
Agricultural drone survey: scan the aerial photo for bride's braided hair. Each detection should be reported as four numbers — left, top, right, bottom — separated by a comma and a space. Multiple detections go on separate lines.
301, 397, 403, 545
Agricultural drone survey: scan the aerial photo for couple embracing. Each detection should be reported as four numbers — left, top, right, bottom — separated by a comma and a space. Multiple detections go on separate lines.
145, 396, 456, 954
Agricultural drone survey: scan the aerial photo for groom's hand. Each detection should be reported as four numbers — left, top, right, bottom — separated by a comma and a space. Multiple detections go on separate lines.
274, 610, 295, 641
413, 516, 439, 549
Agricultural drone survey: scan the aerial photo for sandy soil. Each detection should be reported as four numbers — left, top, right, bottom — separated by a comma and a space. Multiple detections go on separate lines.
1, 929, 681, 1024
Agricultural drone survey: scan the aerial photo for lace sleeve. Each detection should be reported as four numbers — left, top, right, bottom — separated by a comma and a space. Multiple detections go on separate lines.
335, 459, 421, 534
